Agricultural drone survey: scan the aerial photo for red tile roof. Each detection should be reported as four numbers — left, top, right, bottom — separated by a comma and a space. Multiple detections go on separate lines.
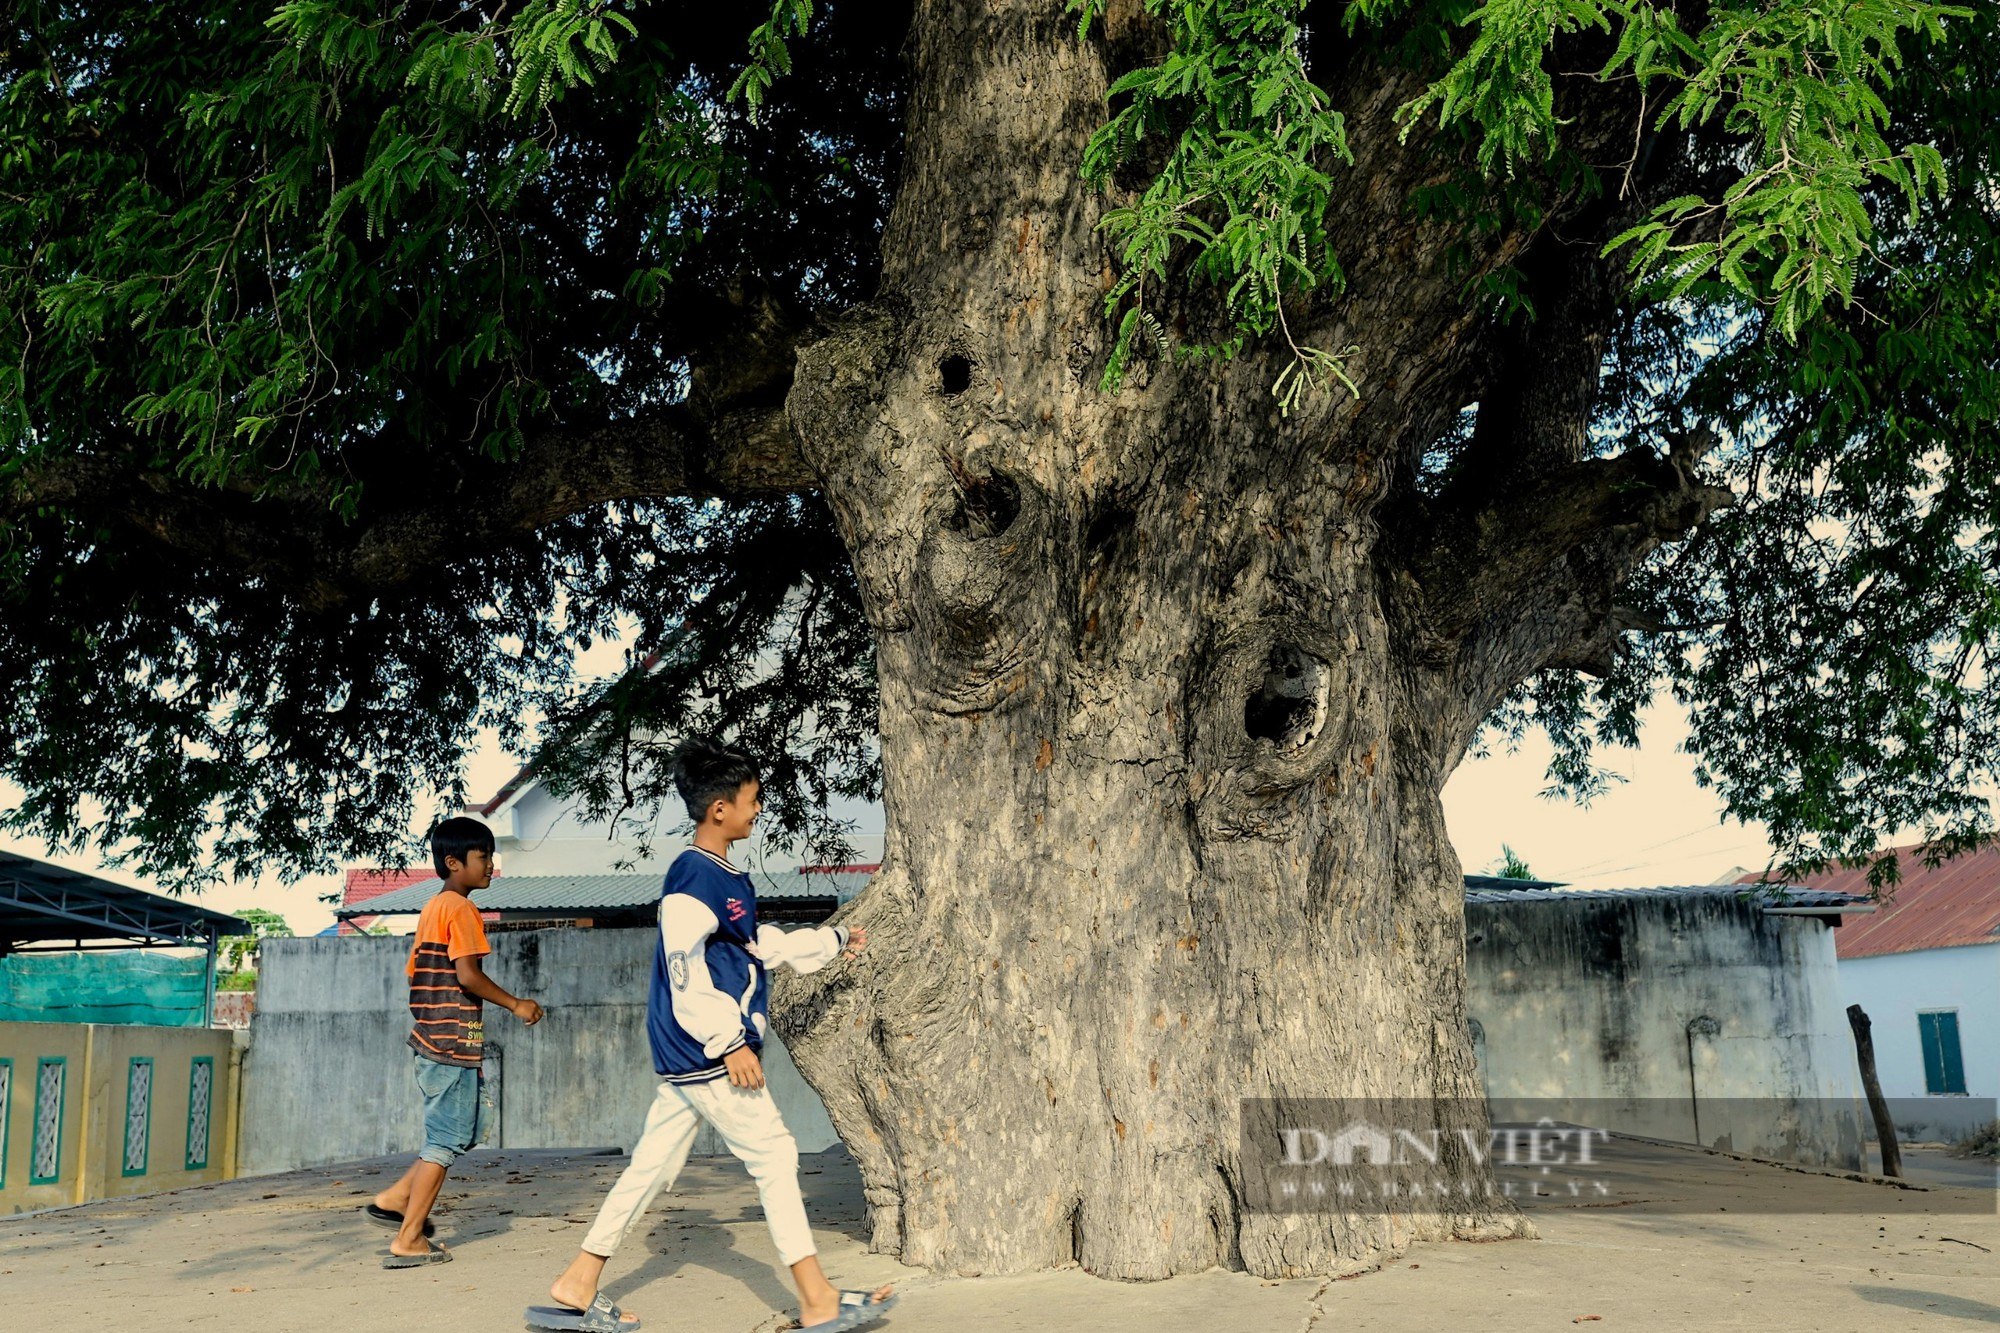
474, 762, 538, 816
340, 866, 503, 929
343, 867, 435, 907
336, 867, 435, 935
1747, 843, 2000, 959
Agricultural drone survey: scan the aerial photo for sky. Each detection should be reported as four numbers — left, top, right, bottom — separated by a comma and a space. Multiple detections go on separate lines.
1440, 701, 1778, 888
3, 694, 1781, 939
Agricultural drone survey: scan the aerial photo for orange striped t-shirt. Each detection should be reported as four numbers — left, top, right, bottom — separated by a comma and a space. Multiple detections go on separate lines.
406, 891, 490, 1067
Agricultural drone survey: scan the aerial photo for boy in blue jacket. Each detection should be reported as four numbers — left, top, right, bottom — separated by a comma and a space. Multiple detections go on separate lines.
528, 738, 895, 1333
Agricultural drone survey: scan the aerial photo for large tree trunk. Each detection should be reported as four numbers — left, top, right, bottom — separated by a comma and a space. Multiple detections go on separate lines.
774, 0, 1715, 1279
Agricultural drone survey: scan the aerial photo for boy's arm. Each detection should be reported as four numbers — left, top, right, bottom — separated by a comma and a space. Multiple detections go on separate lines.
454, 955, 543, 1024
751, 922, 853, 975
660, 895, 751, 1058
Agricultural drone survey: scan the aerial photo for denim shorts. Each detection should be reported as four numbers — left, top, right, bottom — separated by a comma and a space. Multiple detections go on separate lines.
414, 1053, 491, 1167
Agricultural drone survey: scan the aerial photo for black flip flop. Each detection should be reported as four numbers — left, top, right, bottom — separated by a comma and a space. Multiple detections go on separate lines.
363, 1203, 436, 1238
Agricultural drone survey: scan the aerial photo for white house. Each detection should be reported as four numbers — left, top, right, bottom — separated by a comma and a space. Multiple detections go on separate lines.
1792, 843, 2000, 1141
336, 757, 885, 929
470, 759, 886, 877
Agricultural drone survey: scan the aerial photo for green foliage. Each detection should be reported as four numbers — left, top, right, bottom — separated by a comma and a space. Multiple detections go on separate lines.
2, 0, 1997, 896
219, 907, 293, 971
6, 0, 729, 503
1058, 0, 1968, 408
0, 2, 898, 885
1491, 7, 2000, 884
1393, 0, 1969, 338
1071, 0, 1358, 406
731, 0, 816, 119
1490, 844, 1537, 879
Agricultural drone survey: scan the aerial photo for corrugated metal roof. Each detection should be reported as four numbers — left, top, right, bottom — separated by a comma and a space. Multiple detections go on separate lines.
0, 848, 248, 947
1460, 874, 1568, 891
336, 869, 871, 918
1464, 883, 1865, 910
1756, 843, 2000, 959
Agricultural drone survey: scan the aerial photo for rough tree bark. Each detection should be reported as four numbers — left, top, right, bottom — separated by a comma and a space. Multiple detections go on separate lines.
770, 1, 1729, 1281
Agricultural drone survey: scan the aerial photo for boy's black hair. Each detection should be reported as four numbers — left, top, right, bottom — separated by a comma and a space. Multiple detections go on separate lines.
430, 816, 496, 879
672, 736, 760, 823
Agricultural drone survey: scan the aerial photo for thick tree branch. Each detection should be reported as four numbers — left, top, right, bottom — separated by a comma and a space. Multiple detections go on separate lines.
1400, 428, 1731, 649
6, 398, 809, 610
5, 279, 824, 610
1391, 426, 1732, 768
344, 398, 812, 590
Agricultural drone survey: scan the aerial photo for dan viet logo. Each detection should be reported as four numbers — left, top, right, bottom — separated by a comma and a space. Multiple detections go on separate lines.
1279, 1119, 1608, 1168
1244, 1096, 2000, 1216
1263, 1116, 1613, 1206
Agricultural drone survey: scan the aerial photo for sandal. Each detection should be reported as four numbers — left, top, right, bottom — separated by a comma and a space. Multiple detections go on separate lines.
523, 1292, 641, 1330
363, 1203, 436, 1239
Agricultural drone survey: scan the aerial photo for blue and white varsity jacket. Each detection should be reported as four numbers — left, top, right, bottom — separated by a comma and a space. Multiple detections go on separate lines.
647, 846, 850, 1084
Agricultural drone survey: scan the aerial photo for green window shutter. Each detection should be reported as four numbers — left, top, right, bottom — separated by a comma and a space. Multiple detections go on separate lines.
1919, 1012, 1967, 1096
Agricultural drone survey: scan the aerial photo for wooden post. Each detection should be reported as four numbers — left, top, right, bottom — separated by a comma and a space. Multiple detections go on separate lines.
1848, 1003, 1902, 1179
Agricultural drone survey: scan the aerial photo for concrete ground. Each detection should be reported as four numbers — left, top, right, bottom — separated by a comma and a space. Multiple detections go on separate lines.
4, 1138, 1997, 1332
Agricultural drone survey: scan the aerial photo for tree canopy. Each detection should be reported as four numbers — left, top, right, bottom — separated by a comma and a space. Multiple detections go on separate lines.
3, 0, 1996, 888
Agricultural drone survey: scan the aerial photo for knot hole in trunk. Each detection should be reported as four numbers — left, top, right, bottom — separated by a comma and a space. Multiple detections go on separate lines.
939, 456, 1022, 540
1243, 642, 1329, 753
936, 353, 974, 396
909, 458, 1047, 713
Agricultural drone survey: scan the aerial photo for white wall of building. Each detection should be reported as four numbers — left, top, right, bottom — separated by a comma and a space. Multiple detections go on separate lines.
1839, 941, 2000, 1141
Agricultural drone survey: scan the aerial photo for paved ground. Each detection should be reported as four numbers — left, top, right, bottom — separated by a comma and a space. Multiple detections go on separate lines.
4, 1138, 1997, 1332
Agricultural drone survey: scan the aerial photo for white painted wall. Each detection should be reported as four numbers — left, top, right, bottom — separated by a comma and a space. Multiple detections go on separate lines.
1838, 941, 2000, 1142
1467, 891, 1868, 1168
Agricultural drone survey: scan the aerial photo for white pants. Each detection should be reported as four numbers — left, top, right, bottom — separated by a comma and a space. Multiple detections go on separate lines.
581, 1077, 817, 1267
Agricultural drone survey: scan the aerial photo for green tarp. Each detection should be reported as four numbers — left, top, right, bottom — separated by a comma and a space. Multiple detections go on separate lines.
0, 951, 209, 1026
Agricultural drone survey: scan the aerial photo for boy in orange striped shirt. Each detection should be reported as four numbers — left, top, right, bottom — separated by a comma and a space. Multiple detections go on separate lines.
368, 816, 543, 1267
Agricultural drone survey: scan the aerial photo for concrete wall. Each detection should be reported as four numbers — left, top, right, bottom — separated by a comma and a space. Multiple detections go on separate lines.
246, 893, 1872, 1176
0, 1021, 241, 1214
1466, 893, 1867, 1169
1839, 942, 2000, 1141
240, 930, 837, 1176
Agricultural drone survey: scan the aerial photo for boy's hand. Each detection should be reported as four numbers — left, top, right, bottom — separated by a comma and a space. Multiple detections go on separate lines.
723, 1046, 765, 1090
511, 997, 544, 1026
842, 925, 869, 960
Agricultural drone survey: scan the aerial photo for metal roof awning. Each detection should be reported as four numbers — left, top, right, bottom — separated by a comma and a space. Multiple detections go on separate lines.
1461, 874, 1569, 892
336, 869, 874, 919
0, 849, 248, 953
